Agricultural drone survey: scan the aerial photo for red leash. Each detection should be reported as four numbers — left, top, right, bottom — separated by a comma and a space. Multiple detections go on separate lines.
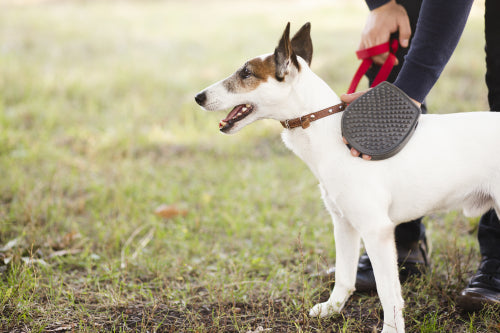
347, 39, 399, 94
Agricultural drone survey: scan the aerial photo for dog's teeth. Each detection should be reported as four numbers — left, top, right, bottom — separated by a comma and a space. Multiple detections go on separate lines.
219, 120, 227, 128
237, 112, 242, 116
242, 107, 247, 112
246, 104, 250, 108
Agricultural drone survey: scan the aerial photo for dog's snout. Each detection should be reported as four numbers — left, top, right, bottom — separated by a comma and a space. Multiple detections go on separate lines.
195, 92, 207, 106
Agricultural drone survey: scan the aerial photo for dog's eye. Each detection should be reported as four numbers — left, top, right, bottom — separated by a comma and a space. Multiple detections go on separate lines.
240, 67, 252, 79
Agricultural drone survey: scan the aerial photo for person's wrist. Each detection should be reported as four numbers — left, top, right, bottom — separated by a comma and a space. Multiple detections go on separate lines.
411, 98, 421, 108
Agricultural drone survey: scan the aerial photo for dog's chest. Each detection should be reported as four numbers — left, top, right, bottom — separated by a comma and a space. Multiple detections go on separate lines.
281, 130, 330, 186
281, 130, 317, 170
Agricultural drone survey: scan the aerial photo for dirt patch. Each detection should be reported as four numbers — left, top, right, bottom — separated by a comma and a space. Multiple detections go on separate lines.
2, 290, 498, 332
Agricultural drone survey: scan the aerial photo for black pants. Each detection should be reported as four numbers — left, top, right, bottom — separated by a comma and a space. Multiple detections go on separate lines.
366, 0, 500, 258
479, 0, 500, 260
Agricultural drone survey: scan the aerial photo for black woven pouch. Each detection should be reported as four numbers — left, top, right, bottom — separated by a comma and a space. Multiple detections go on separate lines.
341, 81, 421, 160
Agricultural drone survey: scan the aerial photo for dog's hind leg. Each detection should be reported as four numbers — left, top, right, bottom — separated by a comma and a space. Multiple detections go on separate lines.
309, 213, 360, 317
361, 216, 404, 333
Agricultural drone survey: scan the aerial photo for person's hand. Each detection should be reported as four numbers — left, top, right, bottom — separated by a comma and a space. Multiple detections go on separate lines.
360, 0, 411, 65
341, 90, 421, 160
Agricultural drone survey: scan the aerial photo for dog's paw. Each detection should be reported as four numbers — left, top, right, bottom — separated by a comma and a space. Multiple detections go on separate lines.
309, 301, 339, 318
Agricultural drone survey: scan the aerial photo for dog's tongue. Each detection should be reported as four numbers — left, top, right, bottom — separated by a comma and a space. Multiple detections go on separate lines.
222, 105, 245, 122
219, 104, 253, 130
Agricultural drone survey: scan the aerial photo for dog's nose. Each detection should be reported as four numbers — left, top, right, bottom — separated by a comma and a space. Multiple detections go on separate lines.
195, 92, 207, 106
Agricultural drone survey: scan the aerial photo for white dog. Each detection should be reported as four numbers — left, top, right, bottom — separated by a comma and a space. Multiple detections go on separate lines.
195, 23, 500, 333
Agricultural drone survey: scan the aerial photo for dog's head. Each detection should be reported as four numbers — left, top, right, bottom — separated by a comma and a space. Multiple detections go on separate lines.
195, 22, 313, 134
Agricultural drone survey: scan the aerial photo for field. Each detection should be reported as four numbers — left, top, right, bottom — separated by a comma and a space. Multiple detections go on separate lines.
0, 0, 499, 332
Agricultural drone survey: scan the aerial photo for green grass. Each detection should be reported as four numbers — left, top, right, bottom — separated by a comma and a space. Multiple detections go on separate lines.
0, 0, 498, 332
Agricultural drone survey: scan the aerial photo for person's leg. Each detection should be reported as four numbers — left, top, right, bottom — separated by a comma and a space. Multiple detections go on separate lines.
457, 211, 500, 311
478, 211, 500, 260
456, 0, 500, 311
484, 0, 500, 112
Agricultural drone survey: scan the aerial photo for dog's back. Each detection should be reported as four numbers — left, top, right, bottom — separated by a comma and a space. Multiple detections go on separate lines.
380, 111, 500, 222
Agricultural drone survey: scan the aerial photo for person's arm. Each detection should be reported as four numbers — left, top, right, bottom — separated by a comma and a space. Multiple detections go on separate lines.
393, 0, 474, 103
344, 0, 473, 159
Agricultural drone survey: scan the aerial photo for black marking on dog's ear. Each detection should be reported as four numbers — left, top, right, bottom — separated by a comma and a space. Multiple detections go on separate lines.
274, 22, 299, 81
291, 22, 313, 66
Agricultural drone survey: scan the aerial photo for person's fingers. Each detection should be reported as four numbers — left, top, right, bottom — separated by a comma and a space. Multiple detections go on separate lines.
373, 53, 400, 66
397, 15, 411, 48
359, 36, 390, 66
341, 89, 369, 104
372, 53, 388, 66
344, 137, 373, 160
350, 147, 360, 157
410, 98, 421, 108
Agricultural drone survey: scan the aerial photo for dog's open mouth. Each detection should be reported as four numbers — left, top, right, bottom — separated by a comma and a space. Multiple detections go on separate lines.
219, 104, 254, 132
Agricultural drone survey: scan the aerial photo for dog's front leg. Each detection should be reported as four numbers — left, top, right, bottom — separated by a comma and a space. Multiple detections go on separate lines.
309, 214, 360, 318
362, 218, 404, 333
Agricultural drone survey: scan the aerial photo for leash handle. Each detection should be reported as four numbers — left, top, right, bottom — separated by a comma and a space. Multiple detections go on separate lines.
347, 39, 399, 94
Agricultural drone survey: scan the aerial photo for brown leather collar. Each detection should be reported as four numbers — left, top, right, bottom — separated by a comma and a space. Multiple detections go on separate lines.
280, 102, 346, 129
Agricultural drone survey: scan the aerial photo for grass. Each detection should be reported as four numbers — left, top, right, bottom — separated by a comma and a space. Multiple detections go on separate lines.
0, 0, 498, 332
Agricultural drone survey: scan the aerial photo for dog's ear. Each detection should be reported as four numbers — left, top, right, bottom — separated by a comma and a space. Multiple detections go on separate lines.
291, 22, 313, 66
274, 22, 300, 81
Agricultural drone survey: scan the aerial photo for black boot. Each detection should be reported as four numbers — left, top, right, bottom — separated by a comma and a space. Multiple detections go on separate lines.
456, 257, 500, 311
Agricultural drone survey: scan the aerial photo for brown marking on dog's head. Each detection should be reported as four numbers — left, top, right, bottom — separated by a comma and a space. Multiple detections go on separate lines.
222, 23, 313, 92
223, 54, 277, 93
249, 55, 276, 80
